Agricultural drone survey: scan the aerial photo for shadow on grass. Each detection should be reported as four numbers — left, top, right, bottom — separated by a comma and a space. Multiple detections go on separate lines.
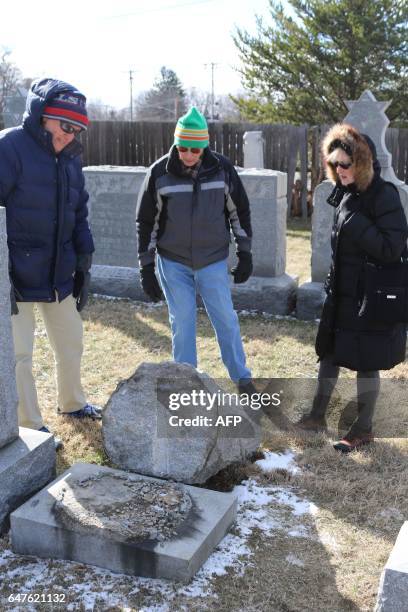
85, 297, 317, 356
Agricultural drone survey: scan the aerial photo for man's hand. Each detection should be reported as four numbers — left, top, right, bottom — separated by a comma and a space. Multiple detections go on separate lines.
231, 252, 253, 284
73, 253, 92, 312
140, 263, 164, 302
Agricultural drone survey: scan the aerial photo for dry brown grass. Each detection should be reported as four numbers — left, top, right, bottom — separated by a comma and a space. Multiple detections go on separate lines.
2, 222, 408, 611
25, 297, 408, 611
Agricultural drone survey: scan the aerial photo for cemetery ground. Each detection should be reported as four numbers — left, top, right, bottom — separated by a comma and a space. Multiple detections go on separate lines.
1, 219, 408, 611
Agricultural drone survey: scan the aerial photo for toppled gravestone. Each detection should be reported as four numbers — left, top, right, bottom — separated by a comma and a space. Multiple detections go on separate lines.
102, 361, 261, 484
54, 471, 193, 543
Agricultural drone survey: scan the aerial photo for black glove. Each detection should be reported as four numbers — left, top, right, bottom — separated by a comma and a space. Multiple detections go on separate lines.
10, 282, 19, 315
231, 252, 253, 284
140, 263, 164, 302
8, 258, 19, 315
73, 253, 92, 312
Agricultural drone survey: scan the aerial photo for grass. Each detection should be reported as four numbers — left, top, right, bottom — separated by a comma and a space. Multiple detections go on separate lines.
286, 217, 312, 284
2, 220, 408, 611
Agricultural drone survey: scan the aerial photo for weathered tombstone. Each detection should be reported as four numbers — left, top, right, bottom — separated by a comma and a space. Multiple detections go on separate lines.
243, 130, 264, 169
11, 462, 237, 581
0, 207, 56, 533
375, 521, 408, 611
85, 165, 297, 314
297, 90, 408, 320
102, 361, 261, 484
0, 209, 19, 448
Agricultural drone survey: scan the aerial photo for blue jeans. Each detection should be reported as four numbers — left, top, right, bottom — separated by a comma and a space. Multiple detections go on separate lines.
157, 256, 251, 382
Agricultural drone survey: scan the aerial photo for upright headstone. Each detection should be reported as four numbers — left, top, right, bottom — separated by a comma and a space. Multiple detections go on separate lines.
297, 90, 408, 320
344, 89, 408, 218
0, 207, 56, 533
243, 131, 264, 169
0, 208, 19, 448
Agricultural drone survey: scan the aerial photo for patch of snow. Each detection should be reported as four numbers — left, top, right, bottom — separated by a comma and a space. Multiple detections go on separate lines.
256, 450, 300, 475
318, 531, 339, 551
287, 526, 311, 538
285, 554, 304, 567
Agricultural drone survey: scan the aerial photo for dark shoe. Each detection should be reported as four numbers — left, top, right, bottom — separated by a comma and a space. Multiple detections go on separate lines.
333, 432, 374, 453
237, 379, 257, 396
295, 414, 327, 433
38, 426, 63, 451
66, 404, 102, 420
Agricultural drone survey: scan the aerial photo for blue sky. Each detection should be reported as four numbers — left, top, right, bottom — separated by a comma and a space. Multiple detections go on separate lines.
1, 0, 283, 109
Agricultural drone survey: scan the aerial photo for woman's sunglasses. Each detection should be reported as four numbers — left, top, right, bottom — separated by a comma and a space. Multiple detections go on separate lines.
60, 121, 83, 136
177, 146, 202, 154
329, 160, 353, 170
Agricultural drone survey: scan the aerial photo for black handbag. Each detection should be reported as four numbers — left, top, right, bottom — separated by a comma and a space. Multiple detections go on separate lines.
358, 252, 408, 324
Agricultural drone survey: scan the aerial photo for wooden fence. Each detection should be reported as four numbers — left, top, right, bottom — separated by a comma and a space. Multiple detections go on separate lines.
79, 120, 407, 217
1, 118, 406, 216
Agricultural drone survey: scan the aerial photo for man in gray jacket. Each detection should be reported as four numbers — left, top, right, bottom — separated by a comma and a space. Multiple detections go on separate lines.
136, 107, 253, 386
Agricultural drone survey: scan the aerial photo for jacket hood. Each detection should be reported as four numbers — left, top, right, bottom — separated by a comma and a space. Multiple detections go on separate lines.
22, 78, 86, 155
322, 123, 378, 192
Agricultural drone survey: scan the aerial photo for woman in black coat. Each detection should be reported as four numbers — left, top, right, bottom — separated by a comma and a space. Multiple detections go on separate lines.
298, 123, 408, 452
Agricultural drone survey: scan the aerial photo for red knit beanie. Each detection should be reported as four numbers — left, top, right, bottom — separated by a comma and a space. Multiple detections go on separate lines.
43, 91, 89, 129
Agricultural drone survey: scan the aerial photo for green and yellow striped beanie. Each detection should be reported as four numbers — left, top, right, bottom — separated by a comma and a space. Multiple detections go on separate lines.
174, 107, 209, 148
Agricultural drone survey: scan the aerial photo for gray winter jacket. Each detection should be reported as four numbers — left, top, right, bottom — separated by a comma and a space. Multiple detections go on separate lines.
136, 146, 252, 270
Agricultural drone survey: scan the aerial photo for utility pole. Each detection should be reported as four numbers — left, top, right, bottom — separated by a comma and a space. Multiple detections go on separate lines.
204, 62, 219, 120
129, 69, 134, 121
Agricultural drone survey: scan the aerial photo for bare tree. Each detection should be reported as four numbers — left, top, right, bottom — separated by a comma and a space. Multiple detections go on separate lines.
0, 48, 22, 115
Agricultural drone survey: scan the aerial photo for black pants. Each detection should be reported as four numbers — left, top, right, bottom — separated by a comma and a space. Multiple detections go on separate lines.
310, 354, 380, 435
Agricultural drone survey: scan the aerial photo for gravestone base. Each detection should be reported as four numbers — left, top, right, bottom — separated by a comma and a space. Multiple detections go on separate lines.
375, 521, 408, 611
230, 273, 297, 314
296, 281, 325, 320
90, 265, 298, 315
0, 428, 56, 534
10, 462, 237, 582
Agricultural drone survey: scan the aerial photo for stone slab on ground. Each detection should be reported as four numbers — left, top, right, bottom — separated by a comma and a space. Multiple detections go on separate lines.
0, 207, 19, 449
0, 427, 56, 534
10, 462, 238, 582
296, 281, 325, 320
90, 264, 298, 315
375, 521, 408, 612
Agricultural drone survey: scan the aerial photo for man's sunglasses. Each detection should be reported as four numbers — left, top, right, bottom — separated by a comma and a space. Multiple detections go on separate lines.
329, 160, 353, 170
177, 146, 202, 154
60, 121, 83, 136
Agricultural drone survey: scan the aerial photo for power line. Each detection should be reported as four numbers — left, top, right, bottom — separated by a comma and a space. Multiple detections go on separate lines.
102, 0, 217, 19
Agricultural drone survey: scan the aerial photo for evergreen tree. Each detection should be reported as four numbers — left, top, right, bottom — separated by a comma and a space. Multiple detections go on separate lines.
233, 0, 408, 124
136, 66, 187, 120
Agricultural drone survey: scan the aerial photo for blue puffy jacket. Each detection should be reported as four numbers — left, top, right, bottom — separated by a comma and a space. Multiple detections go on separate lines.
0, 78, 94, 302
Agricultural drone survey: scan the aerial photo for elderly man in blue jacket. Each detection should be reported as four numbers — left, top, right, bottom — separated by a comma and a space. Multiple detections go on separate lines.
0, 78, 101, 444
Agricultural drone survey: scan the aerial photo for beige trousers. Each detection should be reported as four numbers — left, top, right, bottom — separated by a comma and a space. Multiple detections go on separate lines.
11, 295, 87, 429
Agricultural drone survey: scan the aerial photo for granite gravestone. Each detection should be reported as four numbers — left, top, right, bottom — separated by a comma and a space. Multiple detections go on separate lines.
243, 131, 264, 169
102, 361, 261, 484
0, 207, 56, 533
297, 90, 408, 320
0, 208, 19, 448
